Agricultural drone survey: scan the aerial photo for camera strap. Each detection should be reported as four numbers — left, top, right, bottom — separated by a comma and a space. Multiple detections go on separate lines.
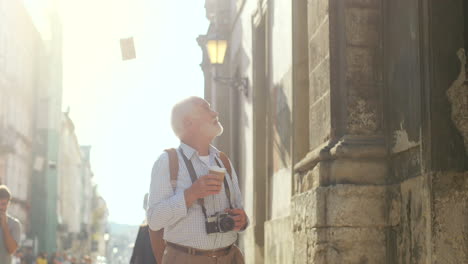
214, 157, 233, 210
180, 148, 234, 220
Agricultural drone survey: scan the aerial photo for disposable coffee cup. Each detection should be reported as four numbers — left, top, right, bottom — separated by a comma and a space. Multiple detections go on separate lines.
209, 166, 226, 182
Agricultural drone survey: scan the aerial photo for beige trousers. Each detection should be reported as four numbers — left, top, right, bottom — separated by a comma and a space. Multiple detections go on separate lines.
162, 244, 245, 264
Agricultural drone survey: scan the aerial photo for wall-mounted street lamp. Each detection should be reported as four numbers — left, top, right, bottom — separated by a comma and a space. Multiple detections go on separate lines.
206, 39, 228, 64
206, 36, 249, 96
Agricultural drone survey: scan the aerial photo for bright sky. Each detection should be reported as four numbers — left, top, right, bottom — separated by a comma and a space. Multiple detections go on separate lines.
56, 0, 208, 225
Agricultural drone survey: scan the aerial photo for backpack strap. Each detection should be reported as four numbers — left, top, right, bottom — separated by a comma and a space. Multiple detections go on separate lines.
166, 149, 233, 190
165, 148, 178, 192
218, 151, 233, 180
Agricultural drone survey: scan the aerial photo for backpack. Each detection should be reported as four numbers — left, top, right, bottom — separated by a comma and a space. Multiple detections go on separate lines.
149, 148, 233, 264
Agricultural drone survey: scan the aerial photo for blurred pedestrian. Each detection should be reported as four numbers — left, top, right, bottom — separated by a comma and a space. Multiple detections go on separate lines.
130, 194, 156, 264
11, 248, 22, 264
22, 248, 34, 264
0, 185, 22, 264
62, 254, 71, 264
83, 255, 92, 264
36, 252, 48, 264
53, 252, 64, 264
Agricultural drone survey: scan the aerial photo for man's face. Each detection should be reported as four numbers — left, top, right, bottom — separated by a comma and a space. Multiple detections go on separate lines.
0, 199, 9, 213
188, 98, 223, 139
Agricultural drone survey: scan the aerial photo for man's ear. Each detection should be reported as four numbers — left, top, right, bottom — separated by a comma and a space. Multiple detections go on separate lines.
183, 116, 192, 131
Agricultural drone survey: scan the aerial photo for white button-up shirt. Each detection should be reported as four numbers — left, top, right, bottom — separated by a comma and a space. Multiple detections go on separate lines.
146, 143, 244, 250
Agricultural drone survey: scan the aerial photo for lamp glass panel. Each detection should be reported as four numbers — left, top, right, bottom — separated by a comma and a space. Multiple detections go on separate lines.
206, 40, 219, 64
206, 39, 227, 64
216, 40, 227, 64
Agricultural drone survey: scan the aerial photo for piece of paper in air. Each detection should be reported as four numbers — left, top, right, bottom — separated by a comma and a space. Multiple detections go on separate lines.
120, 37, 136, 60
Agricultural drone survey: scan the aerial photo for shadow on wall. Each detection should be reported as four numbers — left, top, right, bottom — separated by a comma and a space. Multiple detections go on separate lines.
272, 84, 292, 168
233, 43, 252, 129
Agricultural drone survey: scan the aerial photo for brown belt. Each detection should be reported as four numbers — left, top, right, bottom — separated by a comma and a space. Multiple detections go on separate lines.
166, 242, 232, 258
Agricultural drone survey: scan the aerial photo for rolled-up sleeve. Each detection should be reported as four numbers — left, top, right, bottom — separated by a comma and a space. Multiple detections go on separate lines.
146, 152, 187, 231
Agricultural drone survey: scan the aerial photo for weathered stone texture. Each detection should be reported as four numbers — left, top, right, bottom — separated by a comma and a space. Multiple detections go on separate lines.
343, 3, 383, 136
346, 46, 377, 87
432, 172, 468, 264
446, 49, 468, 155
345, 7, 380, 46
292, 185, 399, 230
309, 58, 330, 103
389, 146, 421, 183
309, 227, 387, 264
308, 18, 330, 72
328, 158, 387, 185
391, 172, 468, 264
397, 176, 432, 264
296, 162, 322, 193
309, 92, 331, 149
308, 0, 331, 151
292, 227, 387, 264
345, 46, 382, 135
293, 231, 308, 264
308, 0, 329, 37
347, 90, 381, 135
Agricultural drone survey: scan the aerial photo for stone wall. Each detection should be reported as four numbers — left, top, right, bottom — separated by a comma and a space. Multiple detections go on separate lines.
292, 0, 397, 263
203, 0, 468, 263
432, 172, 468, 263
308, 0, 331, 150
395, 175, 431, 263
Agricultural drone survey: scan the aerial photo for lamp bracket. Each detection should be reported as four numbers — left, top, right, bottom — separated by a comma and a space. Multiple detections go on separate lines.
213, 76, 249, 97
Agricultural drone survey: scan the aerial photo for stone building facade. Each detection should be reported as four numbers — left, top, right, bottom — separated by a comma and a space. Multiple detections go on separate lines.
58, 113, 97, 256
0, 0, 46, 240
0, 0, 104, 255
57, 119, 108, 260
199, 0, 468, 263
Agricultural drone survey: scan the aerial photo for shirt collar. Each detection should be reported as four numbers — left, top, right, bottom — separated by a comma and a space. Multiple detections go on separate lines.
179, 142, 220, 159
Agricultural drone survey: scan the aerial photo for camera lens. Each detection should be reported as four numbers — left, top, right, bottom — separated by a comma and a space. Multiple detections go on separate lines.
219, 216, 235, 232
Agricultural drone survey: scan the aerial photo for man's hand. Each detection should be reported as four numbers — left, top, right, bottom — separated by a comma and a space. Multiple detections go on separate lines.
226, 208, 247, 231
0, 211, 7, 228
0, 210, 18, 254
184, 174, 222, 207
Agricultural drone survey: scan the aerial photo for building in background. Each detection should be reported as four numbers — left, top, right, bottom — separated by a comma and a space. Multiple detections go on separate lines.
0, 0, 108, 257
90, 194, 109, 261
0, 0, 48, 246
27, 0, 64, 253
199, 0, 468, 263
57, 113, 107, 258
58, 112, 83, 252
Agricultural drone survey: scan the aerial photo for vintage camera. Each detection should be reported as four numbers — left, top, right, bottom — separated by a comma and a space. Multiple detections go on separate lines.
205, 212, 235, 234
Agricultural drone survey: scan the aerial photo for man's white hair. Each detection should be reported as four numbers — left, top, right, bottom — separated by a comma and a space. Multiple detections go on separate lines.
171, 96, 201, 138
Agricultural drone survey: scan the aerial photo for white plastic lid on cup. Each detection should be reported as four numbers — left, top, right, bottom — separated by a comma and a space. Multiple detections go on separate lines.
209, 166, 226, 174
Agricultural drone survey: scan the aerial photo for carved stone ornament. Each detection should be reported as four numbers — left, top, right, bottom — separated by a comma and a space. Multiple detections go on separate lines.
447, 48, 468, 154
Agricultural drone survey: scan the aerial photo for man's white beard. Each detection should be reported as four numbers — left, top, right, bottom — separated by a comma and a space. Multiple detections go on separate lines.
201, 122, 223, 138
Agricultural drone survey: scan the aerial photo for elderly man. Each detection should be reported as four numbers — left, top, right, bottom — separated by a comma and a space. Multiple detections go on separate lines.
0, 185, 21, 264
147, 96, 247, 264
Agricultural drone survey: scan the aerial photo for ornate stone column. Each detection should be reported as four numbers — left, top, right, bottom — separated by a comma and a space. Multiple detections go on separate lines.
291, 0, 397, 263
